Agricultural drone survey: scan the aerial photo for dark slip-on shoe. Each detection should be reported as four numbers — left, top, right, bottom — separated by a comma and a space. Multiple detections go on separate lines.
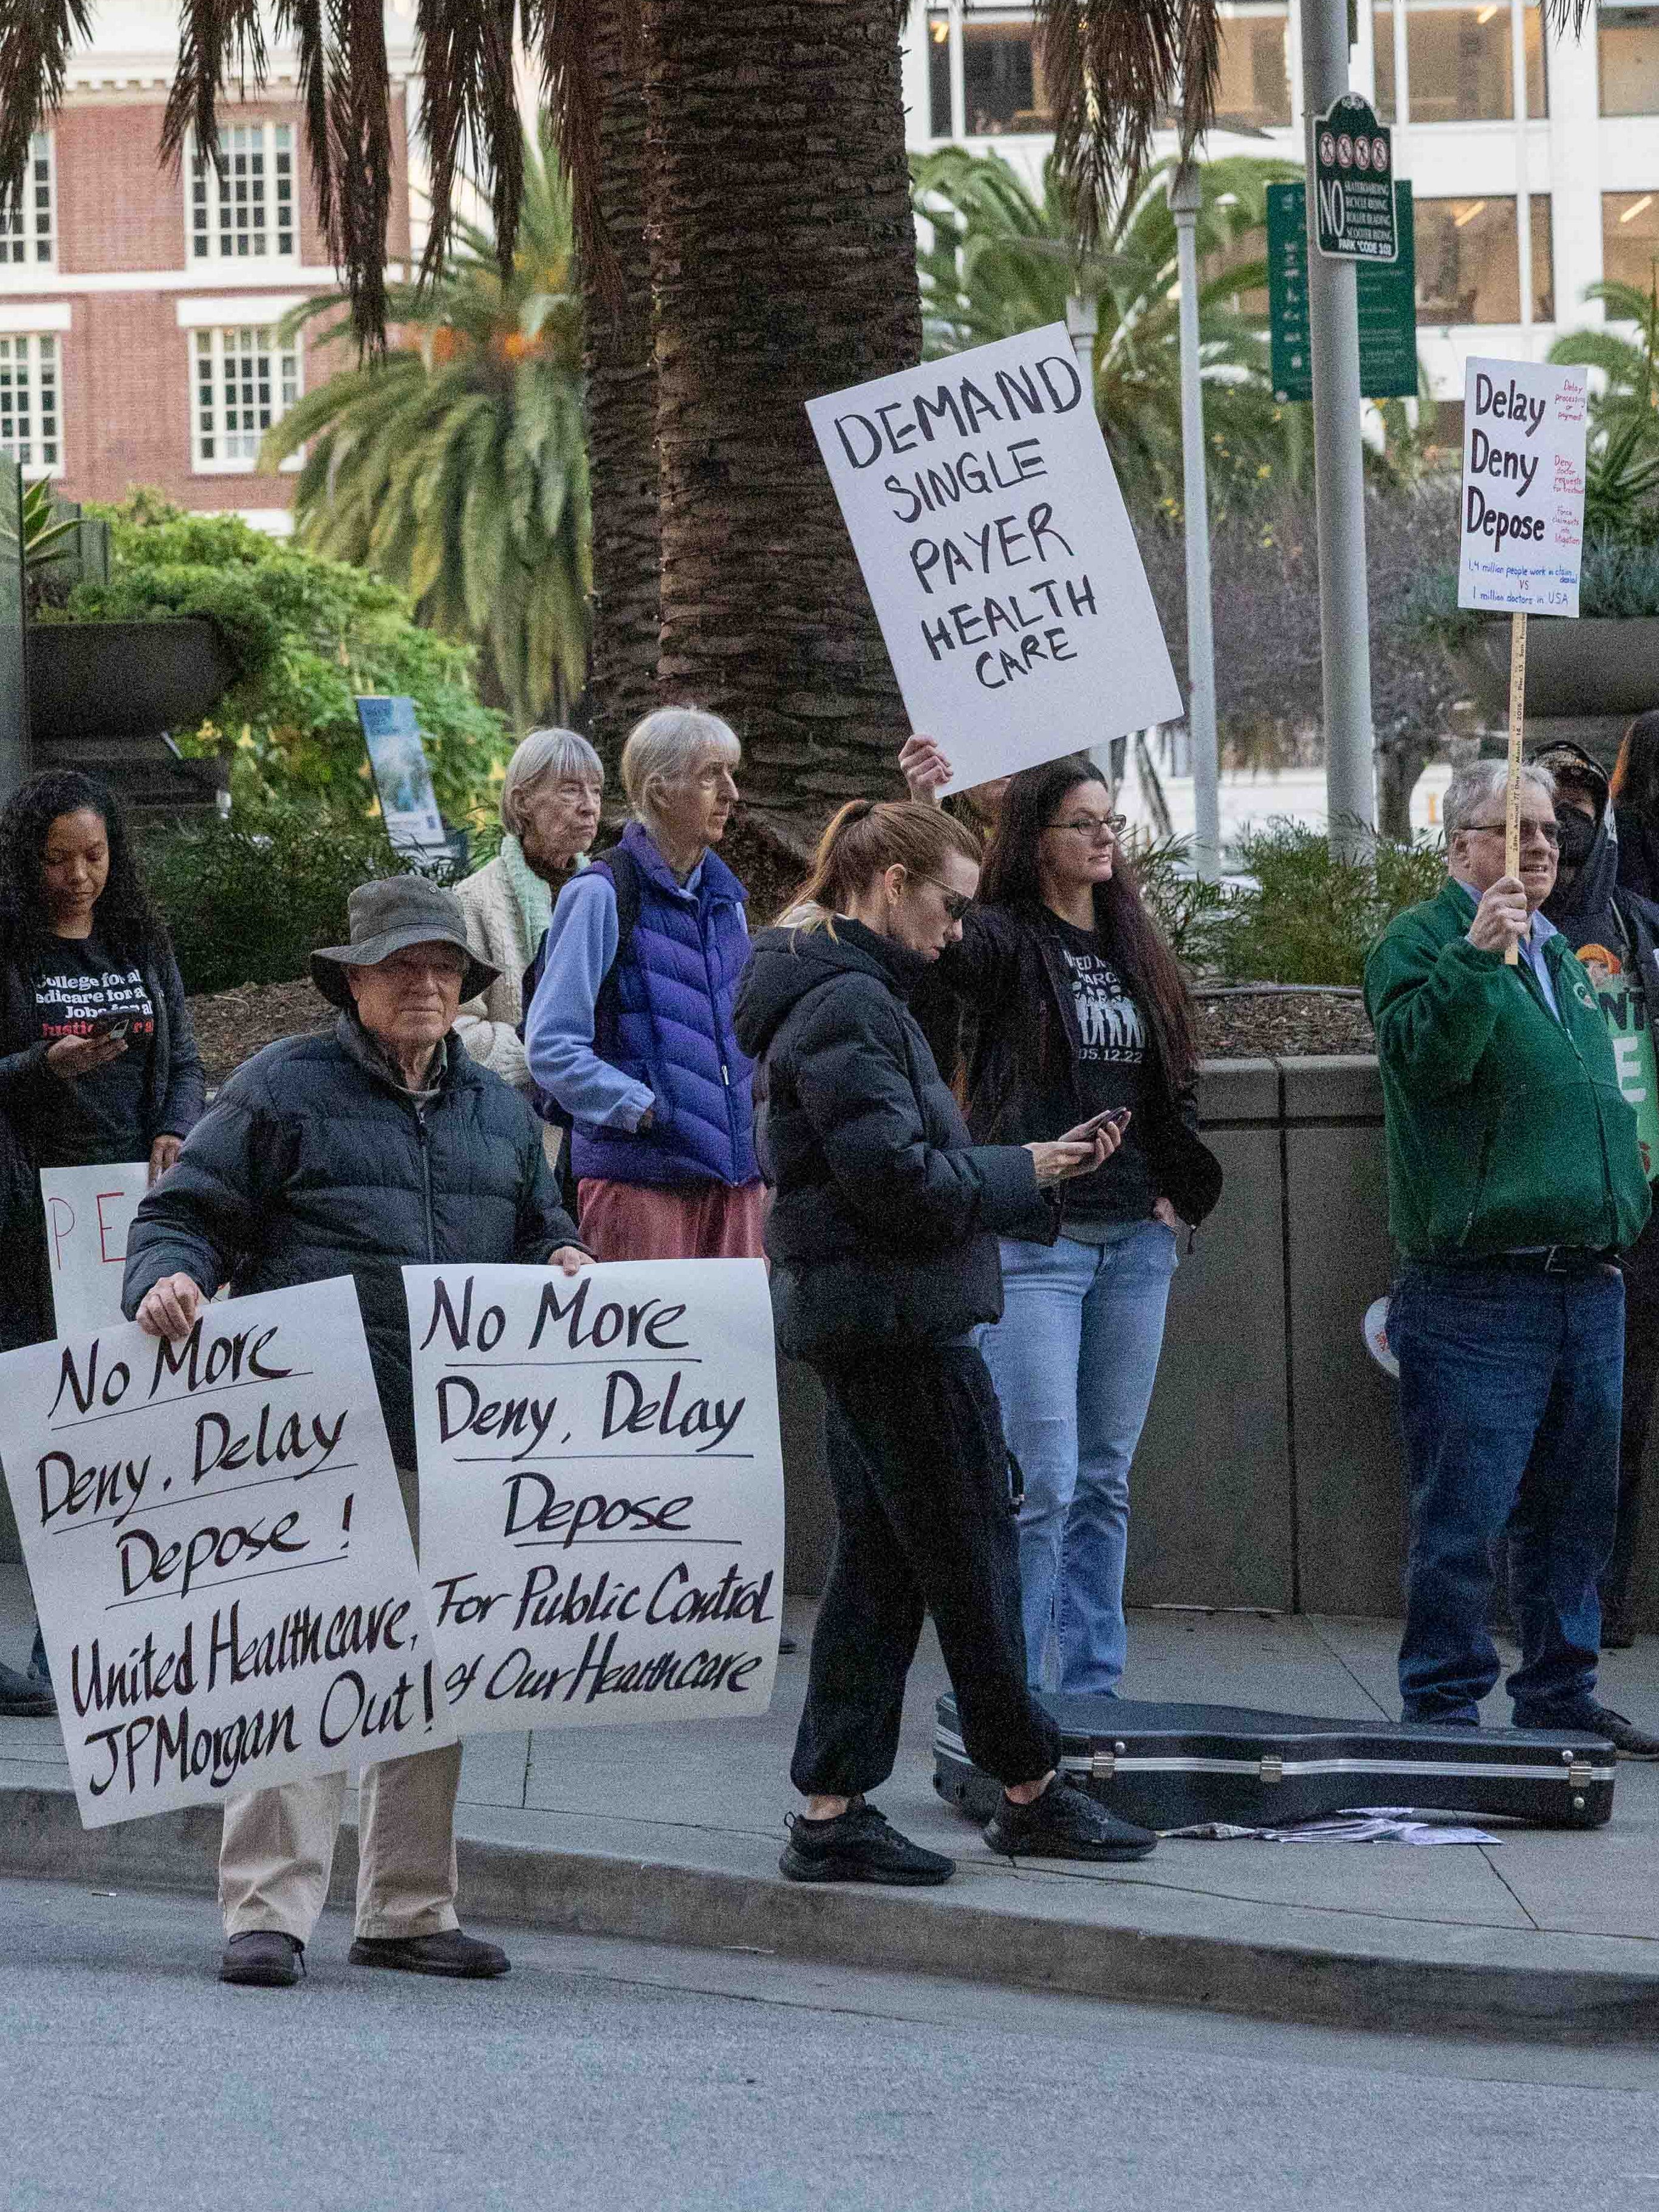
220, 1931, 304, 1988
0, 1662, 55, 1719
984, 1777, 1159, 1862
349, 1928, 510, 1978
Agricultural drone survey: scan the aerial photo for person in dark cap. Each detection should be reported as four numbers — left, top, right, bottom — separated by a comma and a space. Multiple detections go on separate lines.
123, 876, 591, 1990
1539, 740, 1659, 1648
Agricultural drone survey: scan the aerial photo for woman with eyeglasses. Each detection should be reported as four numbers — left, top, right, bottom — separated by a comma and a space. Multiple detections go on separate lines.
736, 798, 1160, 1881
901, 742, 1223, 1699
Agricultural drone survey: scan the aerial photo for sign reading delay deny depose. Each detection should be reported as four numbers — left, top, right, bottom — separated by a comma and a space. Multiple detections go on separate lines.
807, 325, 1182, 791
0, 1278, 449, 1828
1458, 357, 1588, 616
405, 1259, 784, 1735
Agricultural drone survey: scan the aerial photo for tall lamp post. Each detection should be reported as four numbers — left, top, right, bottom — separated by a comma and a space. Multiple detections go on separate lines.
1168, 161, 1222, 882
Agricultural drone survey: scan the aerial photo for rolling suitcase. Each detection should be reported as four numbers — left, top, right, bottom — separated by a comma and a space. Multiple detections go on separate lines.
933, 1691, 1616, 1831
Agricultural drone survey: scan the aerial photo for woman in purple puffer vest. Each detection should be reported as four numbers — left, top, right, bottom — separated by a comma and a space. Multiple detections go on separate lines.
524, 706, 764, 1261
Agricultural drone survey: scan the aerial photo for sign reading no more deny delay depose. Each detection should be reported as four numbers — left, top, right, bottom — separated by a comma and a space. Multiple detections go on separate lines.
0, 1277, 451, 1828
806, 324, 1183, 792
1458, 357, 1588, 616
404, 1258, 785, 1734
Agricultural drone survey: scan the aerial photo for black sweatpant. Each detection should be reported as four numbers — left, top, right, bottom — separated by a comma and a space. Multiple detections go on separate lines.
790, 1342, 1062, 1798
1604, 1201, 1659, 1629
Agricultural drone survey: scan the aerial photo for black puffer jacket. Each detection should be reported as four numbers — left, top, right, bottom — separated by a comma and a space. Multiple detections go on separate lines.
0, 907, 204, 1350
734, 921, 1055, 1360
123, 1014, 585, 1465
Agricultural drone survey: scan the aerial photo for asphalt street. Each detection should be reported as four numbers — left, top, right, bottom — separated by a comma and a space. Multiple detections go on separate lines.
7, 1876, 1659, 2212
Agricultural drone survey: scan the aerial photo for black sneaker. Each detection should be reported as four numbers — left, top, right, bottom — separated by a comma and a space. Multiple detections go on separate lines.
780, 1800, 955, 1886
984, 1777, 1159, 1862
0, 1661, 54, 1719
220, 1930, 304, 1987
349, 1928, 509, 1978
1572, 1702, 1659, 1760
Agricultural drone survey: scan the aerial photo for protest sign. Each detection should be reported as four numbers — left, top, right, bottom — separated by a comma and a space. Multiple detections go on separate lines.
0, 1277, 450, 1828
806, 324, 1182, 791
1457, 358, 1588, 960
404, 1258, 785, 1734
40, 1162, 149, 1336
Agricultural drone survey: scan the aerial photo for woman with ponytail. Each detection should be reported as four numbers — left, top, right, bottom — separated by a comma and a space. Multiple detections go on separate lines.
901, 739, 1223, 1702
734, 800, 1159, 1885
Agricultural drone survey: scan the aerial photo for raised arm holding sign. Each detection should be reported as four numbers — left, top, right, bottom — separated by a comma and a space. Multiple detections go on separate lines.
1457, 358, 1589, 963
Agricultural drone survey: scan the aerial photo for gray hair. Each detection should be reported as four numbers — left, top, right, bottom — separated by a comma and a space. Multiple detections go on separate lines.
499, 726, 604, 835
1443, 759, 1555, 840
621, 706, 740, 825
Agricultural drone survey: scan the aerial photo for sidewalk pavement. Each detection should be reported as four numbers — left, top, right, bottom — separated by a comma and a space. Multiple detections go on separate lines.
6, 1565, 1659, 2041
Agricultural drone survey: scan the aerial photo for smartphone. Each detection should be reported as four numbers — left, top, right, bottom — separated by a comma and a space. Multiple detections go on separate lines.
1069, 1105, 1131, 1140
87, 1014, 129, 1042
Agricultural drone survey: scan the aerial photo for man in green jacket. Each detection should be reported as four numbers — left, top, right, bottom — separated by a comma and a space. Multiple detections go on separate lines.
1365, 758, 1658, 1752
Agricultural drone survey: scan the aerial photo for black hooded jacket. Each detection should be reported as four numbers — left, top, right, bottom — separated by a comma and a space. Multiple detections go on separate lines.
733, 921, 1056, 1360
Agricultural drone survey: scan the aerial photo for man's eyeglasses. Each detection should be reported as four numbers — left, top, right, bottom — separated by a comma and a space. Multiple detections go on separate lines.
1462, 819, 1561, 848
1046, 811, 1127, 842
923, 879, 974, 922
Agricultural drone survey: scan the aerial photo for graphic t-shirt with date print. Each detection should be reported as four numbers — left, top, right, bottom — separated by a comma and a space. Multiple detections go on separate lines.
32, 931, 156, 1167
1041, 912, 1154, 1227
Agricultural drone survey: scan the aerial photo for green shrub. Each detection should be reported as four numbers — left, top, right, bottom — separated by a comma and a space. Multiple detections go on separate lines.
1128, 835, 1230, 970
1208, 818, 1444, 986
144, 802, 458, 997
1409, 535, 1659, 650
48, 562, 281, 684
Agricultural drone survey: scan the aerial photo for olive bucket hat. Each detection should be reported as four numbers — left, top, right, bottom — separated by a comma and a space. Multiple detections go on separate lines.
310, 876, 499, 1009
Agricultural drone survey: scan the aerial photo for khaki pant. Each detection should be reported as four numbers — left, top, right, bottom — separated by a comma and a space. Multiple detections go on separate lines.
218, 1464, 460, 1944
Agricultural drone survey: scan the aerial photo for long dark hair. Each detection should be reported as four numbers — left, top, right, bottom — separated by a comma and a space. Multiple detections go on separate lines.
0, 771, 163, 960
1612, 709, 1659, 818
979, 754, 1197, 1085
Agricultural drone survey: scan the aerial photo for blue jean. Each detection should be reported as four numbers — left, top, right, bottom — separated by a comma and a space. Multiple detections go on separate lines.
979, 1221, 1177, 1696
1392, 1260, 1623, 1727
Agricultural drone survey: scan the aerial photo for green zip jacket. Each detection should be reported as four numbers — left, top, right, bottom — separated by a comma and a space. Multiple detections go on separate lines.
1363, 876, 1652, 1261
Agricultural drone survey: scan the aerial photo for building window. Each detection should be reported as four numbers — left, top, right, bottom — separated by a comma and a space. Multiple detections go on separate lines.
190, 123, 297, 261
962, 5, 1053, 137
1601, 8, 1659, 115
1604, 192, 1659, 296
1373, 2, 1546, 123
1414, 194, 1550, 323
192, 326, 299, 470
1214, 4, 1291, 129
0, 335, 60, 474
0, 133, 53, 267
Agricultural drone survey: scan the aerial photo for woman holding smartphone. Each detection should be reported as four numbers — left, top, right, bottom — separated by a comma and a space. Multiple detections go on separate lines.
737, 797, 1160, 1882
902, 743, 1223, 1699
0, 771, 204, 1712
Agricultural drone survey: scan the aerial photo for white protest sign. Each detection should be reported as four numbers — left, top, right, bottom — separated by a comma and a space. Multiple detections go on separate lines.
806, 324, 1182, 790
1458, 357, 1588, 616
404, 1259, 784, 1734
0, 1277, 451, 1828
40, 1164, 150, 1337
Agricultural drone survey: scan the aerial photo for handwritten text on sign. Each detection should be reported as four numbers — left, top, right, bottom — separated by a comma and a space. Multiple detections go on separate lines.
41, 1163, 150, 1337
1457, 357, 1587, 617
806, 325, 1182, 791
405, 1259, 785, 1734
0, 1278, 449, 1828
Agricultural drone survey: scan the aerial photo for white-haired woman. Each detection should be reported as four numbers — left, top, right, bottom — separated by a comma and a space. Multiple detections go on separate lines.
525, 705, 764, 1261
453, 727, 604, 1092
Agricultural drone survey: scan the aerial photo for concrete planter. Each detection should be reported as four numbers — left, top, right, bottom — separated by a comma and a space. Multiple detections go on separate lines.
25, 618, 238, 743
1453, 615, 1659, 728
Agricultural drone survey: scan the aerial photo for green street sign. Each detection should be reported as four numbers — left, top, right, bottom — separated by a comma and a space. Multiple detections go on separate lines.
1313, 94, 1397, 262
1267, 180, 1417, 405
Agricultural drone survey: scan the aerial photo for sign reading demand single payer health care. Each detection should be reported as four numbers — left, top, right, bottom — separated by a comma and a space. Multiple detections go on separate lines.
807, 325, 1182, 791
405, 1259, 785, 1735
0, 1278, 450, 1828
1458, 357, 1588, 617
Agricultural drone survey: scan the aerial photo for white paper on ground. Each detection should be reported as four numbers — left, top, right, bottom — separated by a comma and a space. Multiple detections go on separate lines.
806, 324, 1182, 791
0, 1277, 451, 1828
403, 1258, 785, 1735
39, 1163, 151, 1337
1166, 1807, 1502, 1845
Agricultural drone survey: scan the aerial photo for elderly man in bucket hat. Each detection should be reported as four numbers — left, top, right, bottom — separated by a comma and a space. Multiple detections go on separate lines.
123, 877, 591, 1991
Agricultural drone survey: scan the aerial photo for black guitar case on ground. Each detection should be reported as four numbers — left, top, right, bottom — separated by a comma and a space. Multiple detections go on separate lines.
933, 1692, 1617, 1831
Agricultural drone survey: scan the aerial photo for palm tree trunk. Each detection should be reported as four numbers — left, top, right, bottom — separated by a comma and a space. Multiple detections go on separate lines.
582, 0, 661, 776
644, 0, 921, 842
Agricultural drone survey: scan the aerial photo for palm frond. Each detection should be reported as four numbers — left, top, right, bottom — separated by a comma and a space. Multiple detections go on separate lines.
0, 1, 92, 210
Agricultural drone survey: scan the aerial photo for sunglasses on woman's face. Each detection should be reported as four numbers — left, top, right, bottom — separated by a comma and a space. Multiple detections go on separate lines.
922, 878, 973, 923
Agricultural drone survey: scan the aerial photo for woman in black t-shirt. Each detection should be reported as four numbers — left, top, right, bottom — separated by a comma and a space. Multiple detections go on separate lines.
902, 743, 1222, 1702
0, 771, 204, 1713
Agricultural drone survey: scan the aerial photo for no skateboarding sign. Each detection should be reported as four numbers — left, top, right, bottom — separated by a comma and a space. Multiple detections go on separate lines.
1314, 94, 1397, 264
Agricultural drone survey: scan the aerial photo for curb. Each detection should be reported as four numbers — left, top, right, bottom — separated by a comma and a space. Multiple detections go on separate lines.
7, 1784, 1659, 2043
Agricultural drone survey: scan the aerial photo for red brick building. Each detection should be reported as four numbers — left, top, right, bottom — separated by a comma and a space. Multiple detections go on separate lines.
0, 15, 418, 528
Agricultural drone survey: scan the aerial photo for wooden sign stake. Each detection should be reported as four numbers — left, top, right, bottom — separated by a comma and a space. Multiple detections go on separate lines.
1503, 610, 1528, 966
